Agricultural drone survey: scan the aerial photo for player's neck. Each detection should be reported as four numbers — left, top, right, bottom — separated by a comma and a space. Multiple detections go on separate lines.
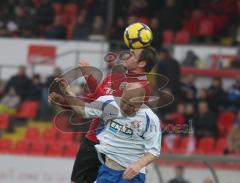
130, 68, 145, 74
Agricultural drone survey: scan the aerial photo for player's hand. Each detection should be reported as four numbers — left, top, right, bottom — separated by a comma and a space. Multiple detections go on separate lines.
54, 78, 73, 96
48, 92, 65, 105
122, 162, 142, 180
79, 59, 90, 67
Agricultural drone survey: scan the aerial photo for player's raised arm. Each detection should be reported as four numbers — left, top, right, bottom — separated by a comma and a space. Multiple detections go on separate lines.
57, 78, 104, 119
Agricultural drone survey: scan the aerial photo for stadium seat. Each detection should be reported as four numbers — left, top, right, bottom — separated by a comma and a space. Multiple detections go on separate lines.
64, 143, 80, 157
52, 3, 63, 15
29, 141, 47, 156
13, 140, 30, 154
196, 137, 215, 154
0, 139, 12, 153
64, 3, 79, 16
217, 111, 235, 137
163, 30, 174, 44
174, 31, 190, 44
214, 138, 228, 154
74, 133, 84, 142
25, 127, 40, 141
16, 101, 39, 119
59, 133, 74, 143
178, 136, 196, 154
0, 114, 10, 130
46, 143, 65, 157
42, 128, 58, 143
198, 19, 215, 36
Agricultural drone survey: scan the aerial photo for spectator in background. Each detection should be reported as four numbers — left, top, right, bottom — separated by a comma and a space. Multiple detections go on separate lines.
4, 65, 31, 101
90, 15, 104, 35
181, 74, 197, 103
197, 88, 208, 103
72, 13, 89, 40
230, 49, 240, 69
0, 87, 20, 114
109, 17, 125, 41
158, 0, 182, 31
156, 48, 181, 97
13, 6, 37, 38
0, 81, 5, 99
193, 101, 217, 138
182, 50, 200, 67
235, 25, 240, 45
35, 0, 54, 26
226, 77, 240, 111
150, 17, 161, 49
168, 166, 190, 183
184, 103, 195, 125
165, 102, 186, 126
45, 16, 66, 39
129, 0, 149, 17
45, 67, 62, 88
228, 110, 240, 153
207, 77, 226, 113
39, 67, 62, 120
28, 74, 43, 101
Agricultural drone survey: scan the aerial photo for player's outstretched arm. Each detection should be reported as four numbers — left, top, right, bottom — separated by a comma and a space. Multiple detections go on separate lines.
56, 78, 86, 118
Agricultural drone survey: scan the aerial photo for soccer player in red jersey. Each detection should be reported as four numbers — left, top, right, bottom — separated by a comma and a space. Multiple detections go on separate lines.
49, 47, 157, 183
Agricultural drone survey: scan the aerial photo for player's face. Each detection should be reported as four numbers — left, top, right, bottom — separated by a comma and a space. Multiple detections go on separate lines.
122, 49, 143, 71
120, 95, 143, 116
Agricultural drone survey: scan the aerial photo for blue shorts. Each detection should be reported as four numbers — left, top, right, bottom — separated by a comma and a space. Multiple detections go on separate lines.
96, 164, 145, 183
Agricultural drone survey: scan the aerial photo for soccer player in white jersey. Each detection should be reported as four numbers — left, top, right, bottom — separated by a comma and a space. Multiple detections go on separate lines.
57, 79, 161, 183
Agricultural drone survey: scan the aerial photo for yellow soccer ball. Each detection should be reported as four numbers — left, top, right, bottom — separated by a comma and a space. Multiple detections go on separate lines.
123, 22, 153, 49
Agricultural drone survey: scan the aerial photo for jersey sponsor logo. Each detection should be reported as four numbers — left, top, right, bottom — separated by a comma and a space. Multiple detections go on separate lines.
109, 121, 133, 136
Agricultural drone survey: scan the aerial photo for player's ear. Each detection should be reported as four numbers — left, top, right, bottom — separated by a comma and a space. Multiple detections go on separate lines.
138, 60, 147, 69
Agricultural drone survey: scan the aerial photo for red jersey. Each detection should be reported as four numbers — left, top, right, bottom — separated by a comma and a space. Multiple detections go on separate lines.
85, 71, 152, 143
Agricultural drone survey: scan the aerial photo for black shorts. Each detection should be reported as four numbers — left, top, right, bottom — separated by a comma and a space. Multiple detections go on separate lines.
71, 137, 101, 183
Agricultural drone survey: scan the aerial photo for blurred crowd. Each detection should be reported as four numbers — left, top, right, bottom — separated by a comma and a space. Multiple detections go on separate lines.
0, 0, 240, 46
0, 65, 62, 120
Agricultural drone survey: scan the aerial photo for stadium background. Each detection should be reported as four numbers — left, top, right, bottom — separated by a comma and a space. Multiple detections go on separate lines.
0, 0, 240, 183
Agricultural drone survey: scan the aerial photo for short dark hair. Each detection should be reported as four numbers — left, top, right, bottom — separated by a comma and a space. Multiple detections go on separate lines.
138, 46, 157, 72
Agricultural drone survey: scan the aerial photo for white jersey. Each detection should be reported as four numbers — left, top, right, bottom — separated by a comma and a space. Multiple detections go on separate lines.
85, 95, 161, 173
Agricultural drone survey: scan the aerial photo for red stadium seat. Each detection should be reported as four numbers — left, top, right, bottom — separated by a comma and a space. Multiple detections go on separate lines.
196, 137, 215, 154
64, 143, 80, 157
163, 30, 174, 44
74, 133, 84, 142
0, 114, 10, 129
64, 3, 79, 16
13, 140, 30, 154
174, 31, 190, 44
217, 111, 235, 137
16, 101, 39, 119
198, 19, 215, 36
214, 138, 227, 154
59, 133, 74, 143
25, 127, 40, 141
52, 3, 63, 15
29, 141, 47, 156
46, 143, 65, 157
178, 136, 196, 153
0, 139, 12, 153
42, 128, 58, 143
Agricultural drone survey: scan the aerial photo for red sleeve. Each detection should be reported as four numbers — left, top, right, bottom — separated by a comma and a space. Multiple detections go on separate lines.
85, 75, 98, 93
83, 74, 112, 102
